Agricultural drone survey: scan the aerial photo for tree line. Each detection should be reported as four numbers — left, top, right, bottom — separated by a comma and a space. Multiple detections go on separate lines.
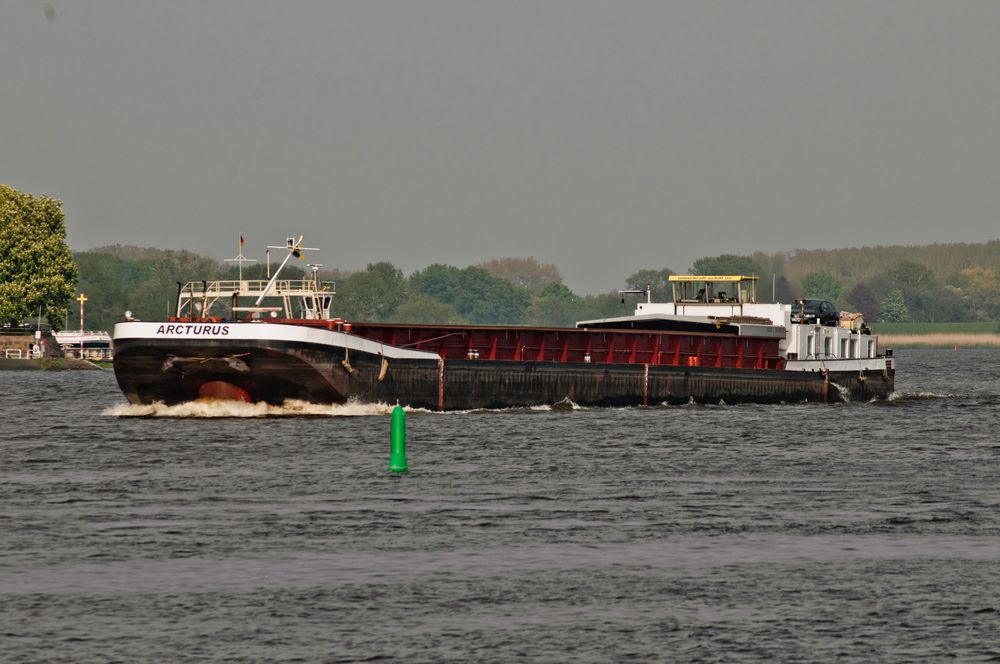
5, 184, 1000, 331
65, 245, 1000, 331
70, 249, 634, 332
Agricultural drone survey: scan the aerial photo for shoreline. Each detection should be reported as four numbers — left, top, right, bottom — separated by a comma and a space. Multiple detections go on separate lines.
0, 358, 105, 371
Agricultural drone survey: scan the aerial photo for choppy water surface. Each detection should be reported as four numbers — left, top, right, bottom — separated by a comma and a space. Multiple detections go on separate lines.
3, 349, 1000, 662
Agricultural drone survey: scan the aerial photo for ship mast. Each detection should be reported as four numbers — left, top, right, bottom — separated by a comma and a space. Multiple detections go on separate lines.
254, 236, 318, 307
223, 233, 257, 282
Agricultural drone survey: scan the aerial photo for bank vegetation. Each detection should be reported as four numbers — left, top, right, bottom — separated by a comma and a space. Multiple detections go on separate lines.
66, 240, 1000, 333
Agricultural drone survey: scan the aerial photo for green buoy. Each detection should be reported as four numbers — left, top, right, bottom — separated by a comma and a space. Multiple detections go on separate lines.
388, 404, 408, 473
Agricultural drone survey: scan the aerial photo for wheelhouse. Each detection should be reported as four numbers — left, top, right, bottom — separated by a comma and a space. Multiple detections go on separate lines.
668, 275, 758, 304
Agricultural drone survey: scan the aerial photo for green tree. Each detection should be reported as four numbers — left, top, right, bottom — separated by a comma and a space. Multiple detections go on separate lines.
390, 296, 467, 325
883, 260, 935, 294
0, 185, 78, 330
954, 267, 1000, 322
800, 271, 843, 302
74, 251, 150, 330
580, 291, 634, 321
871, 260, 957, 322
459, 267, 531, 324
408, 264, 461, 302
334, 262, 407, 321
221, 260, 306, 281
129, 250, 223, 320
476, 257, 562, 294
690, 254, 761, 277
624, 268, 674, 301
74, 246, 223, 327
877, 288, 909, 323
524, 282, 590, 327
410, 264, 530, 324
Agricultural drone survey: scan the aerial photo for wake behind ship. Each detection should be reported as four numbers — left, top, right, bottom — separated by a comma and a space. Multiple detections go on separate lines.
113, 237, 894, 409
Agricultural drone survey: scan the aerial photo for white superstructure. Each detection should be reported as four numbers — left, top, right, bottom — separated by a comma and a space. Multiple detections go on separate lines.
175, 237, 337, 321
582, 275, 889, 373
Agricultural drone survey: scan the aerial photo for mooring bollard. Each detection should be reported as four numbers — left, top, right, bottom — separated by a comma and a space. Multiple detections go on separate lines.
388, 404, 408, 474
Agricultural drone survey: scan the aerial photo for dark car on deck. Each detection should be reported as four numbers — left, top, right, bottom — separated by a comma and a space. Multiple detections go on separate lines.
791, 299, 840, 326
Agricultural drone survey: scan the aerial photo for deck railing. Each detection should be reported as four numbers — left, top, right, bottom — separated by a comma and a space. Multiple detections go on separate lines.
179, 279, 327, 297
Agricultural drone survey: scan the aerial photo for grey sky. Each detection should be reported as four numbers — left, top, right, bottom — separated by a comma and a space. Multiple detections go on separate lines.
4, 1, 1000, 294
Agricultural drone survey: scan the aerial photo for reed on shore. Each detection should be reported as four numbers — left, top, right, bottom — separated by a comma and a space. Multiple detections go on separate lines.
878, 333, 1000, 348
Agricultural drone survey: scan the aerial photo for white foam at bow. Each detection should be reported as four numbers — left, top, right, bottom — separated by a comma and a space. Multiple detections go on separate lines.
102, 398, 424, 418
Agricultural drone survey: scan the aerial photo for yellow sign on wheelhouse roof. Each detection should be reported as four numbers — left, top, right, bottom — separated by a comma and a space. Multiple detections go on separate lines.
668, 275, 758, 282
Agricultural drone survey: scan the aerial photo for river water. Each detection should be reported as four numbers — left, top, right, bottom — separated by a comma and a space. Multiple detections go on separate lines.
2, 348, 1000, 662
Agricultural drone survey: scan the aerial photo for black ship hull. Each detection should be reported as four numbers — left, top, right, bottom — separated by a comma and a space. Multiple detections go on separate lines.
113, 332, 894, 409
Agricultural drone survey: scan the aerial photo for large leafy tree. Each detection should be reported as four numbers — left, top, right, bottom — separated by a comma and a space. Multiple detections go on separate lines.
390, 296, 467, 325
877, 288, 910, 323
524, 282, 589, 327
476, 257, 562, 294
408, 264, 460, 302
583, 291, 634, 318
954, 267, 1000, 322
800, 271, 843, 302
410, 264, 530, 324
334, 262, 408, 322
0, 185, 78, 330
689, 254, 761, 277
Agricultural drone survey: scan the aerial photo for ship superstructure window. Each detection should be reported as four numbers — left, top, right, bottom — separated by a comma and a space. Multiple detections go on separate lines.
668, 275, 758, 304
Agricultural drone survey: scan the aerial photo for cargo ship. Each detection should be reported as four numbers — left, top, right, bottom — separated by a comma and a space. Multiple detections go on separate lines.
112, 237, 894, 409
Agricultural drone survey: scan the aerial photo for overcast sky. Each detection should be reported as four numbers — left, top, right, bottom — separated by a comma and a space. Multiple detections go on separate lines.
4, 1, 1000, 293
